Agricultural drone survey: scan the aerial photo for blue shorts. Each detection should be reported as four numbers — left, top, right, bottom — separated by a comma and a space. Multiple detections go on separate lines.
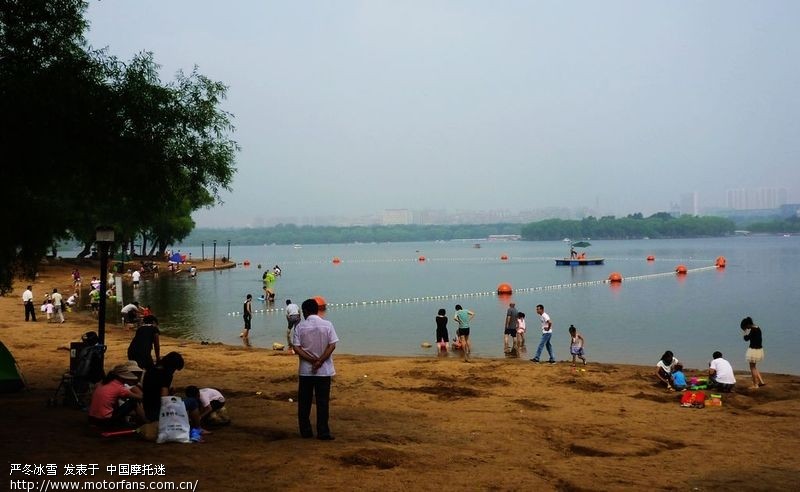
183, 397, 200, 413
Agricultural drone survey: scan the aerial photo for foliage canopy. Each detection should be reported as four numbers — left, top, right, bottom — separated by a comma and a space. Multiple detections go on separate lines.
0, 0, 237, 293
520, 214, 735, 241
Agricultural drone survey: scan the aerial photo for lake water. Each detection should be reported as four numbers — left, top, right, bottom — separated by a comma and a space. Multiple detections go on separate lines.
85, 236, 799, 374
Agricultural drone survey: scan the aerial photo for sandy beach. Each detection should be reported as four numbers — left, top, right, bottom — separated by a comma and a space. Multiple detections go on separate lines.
2, 260, 799, 491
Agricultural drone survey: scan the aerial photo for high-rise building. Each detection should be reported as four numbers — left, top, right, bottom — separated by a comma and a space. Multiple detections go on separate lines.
382, 209, 412, 225
680, 192, 699, 216
726, 187, 787, 210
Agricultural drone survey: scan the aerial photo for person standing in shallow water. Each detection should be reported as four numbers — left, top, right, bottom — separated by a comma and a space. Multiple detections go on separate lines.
435, 308, 449, 354
240, 294, 252, 340
504, 302, 518, 354
741, 316, 766, 389
453, 304, 475, 362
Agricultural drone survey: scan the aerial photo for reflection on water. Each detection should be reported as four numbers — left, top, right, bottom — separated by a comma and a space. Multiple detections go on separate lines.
115, 237, 799, 374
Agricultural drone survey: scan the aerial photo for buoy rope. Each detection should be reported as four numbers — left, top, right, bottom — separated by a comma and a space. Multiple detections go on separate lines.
225, 264, 718, 316
244, 256, 716, 266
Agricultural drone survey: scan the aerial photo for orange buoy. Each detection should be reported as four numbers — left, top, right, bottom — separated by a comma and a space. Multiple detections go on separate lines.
675, 265, 688, 274
332, 257, 341, 264
243, 260, 251, 266
715, 256, 726, 268
500, 254, 509, 261
646, 255, 655, 261
418, 256, 426, 262
608, 272, 623, 283
314, 296, 327, 310
497, 283, 513, 295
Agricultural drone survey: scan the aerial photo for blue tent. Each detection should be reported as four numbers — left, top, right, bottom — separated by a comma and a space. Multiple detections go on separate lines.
169, 252, 182, 263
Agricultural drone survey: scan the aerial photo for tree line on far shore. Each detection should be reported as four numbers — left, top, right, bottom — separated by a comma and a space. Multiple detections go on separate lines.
0, 1, 237, 294
520, 213, 736, 241
177, 213, 742, 246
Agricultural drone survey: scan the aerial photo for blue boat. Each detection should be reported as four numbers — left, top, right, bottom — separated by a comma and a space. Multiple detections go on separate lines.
555, 257, 604, 266
558, 240, 602, 265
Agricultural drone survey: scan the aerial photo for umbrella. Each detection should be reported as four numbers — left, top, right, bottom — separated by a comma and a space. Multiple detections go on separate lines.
571, 241, 591, 248
169, 252, 182, 263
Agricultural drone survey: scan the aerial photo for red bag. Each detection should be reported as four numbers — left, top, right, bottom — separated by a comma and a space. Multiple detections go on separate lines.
680, 391, 706, 408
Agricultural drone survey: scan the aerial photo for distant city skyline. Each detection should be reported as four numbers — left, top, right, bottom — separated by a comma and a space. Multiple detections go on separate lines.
84, 2, 800, 229
224, 185, 795, 228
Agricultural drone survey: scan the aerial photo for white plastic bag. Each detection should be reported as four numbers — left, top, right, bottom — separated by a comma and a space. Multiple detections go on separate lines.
156, 396, 191, 443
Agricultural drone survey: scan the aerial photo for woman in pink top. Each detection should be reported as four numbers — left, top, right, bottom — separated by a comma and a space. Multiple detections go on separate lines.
88, 362, 143, 427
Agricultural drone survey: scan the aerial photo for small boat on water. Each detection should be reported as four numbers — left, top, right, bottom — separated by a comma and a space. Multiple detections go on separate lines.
473, 243, 481, 248
557, 240, 603, 265
555, 257, 604, 266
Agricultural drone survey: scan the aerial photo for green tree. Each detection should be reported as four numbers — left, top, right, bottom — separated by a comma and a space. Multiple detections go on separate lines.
0, 0, 237, 293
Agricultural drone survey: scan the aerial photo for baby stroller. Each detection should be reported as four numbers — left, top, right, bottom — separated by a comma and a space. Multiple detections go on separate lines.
48, 331, 106, 409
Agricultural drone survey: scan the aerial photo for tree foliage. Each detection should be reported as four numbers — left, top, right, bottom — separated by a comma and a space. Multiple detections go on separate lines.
747, 216, 800, 234
520, 214, 735, 241
0, 0, 237, 293
182, 224, 524, 246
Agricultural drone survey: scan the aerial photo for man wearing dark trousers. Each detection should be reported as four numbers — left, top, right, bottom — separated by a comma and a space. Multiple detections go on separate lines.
22, 285, 36, 321
292, 298, 339, 440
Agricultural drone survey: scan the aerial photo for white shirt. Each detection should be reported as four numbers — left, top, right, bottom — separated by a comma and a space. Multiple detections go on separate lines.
656, 357, 679, 374
121, 303, 139, 314
199, 388, 224, 408
132, 271, 141, 281
710, 358, 736, 385
285, 303, 300, 317
293, 315, 339, 377
22, 289, 33, 303
540, 312, 552, 334
51, 292, 63, 306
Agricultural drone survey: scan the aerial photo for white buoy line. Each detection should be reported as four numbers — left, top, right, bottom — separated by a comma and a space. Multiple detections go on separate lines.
243, 256, 717, 266
224, 264, 719, 317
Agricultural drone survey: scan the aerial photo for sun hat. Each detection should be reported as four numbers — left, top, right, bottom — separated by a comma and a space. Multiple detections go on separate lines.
121, 360, 143, 373
111, 362, 141, 381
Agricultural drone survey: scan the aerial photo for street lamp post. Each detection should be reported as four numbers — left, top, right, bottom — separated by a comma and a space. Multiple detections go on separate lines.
213, 240, 217, 269
95, 226, 115, 369
227, 239, 231, 262
201, 242, 205, 261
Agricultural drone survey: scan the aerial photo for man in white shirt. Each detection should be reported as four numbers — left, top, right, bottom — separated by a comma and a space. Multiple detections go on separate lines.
51, 288, 65, 323
22, 285, 36, 321
708, 351, 736, 392
292, 299, 339, 440
531, 304, 555, 363
132, 269, 141, 288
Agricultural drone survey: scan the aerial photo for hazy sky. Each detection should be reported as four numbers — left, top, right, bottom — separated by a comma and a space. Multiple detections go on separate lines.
85, 1, 800, 227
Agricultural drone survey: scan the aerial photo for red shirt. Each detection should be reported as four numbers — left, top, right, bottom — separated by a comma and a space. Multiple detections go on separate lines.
88, 379, 131, 419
